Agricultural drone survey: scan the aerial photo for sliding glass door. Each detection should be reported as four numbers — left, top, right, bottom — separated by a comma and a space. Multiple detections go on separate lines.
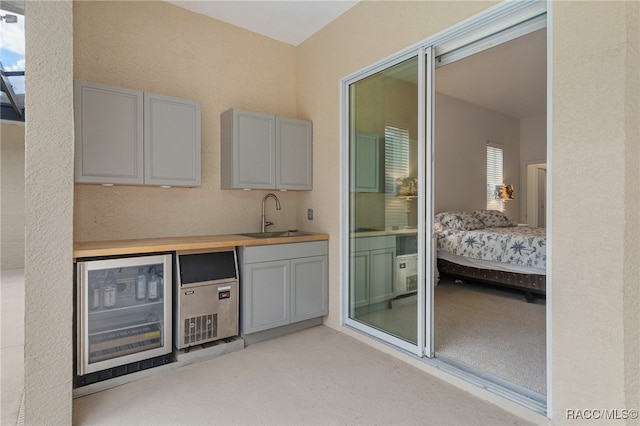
343, 1, 548, 410
345, 50, 434, 356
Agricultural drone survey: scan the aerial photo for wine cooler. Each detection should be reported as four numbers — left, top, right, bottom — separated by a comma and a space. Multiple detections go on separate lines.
76, 254, 173, 380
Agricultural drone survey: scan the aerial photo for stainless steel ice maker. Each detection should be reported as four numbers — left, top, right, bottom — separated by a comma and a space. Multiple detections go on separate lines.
174, 248, 239, 349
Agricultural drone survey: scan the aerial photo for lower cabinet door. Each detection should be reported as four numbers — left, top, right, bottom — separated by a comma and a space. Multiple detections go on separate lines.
291, 255, 328, 323
350, 250, 370, 309
369, 248, 395, 304
241, 260, 290, 334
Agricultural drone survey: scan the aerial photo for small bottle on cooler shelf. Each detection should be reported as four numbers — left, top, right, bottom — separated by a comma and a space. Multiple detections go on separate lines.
135, 267, 147, 301
148, 267, 160, 301
90, 279, 101, 310
102, 270, 117, 309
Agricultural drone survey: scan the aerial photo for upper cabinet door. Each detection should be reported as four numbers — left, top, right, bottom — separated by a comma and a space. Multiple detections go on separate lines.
144, 93, 201, 187
220, 108, 313, 190
351, 131, 382, 193
221, 109, 276, 189
74, 80, 144, 185
276, 116, 312, 190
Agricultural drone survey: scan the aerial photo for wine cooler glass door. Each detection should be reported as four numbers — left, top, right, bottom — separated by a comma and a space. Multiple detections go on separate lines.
77, 253, 172, 376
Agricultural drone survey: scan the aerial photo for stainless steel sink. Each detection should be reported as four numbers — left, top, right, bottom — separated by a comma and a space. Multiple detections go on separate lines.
240, 231, 311, 239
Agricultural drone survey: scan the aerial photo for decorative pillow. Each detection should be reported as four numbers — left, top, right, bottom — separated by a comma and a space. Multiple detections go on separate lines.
472, 209, 517, 227
435, 211, 484, 230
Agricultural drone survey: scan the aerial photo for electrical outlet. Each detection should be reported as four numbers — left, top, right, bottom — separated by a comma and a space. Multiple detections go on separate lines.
307, 209, 314, 220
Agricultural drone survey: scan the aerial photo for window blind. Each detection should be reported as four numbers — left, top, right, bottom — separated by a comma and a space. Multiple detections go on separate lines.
385, 125, 411, 227
486, 142, 504, 212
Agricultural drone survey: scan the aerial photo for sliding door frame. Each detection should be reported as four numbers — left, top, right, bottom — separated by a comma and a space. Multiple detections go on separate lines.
340, 0, 550, 412
422, 45, 435, 357
341, 49, 425, 357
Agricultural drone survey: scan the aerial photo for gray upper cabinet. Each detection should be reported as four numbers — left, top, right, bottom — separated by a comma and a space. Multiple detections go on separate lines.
144, 93, 201, 187
276, 116, 312, 190
221, 109, 276, 189
351, 131, 382, 193
221, 108, 312, 190
74, 80, 144, 185
74, 80, 201, 187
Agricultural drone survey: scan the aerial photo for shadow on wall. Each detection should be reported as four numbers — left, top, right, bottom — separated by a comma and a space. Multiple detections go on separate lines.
1, 122, 26, 269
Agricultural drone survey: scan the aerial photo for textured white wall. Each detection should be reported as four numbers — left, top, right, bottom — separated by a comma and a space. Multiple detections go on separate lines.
622, 1, 640, 413
73, 1, 301, 241
24, 1, 74, 423
550, 1, 634, 418
1, 122, 25, 269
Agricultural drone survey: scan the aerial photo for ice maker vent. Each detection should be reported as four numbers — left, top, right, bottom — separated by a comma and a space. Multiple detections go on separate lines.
183, 314, 217, 346
406, 274, 417, 293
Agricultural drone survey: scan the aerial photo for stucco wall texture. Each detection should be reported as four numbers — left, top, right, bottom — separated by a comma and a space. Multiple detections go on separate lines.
24, 1, 74, 424
23, 0, 639, 423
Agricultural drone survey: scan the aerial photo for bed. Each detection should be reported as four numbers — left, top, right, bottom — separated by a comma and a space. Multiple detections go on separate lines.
435, 210, 546, 302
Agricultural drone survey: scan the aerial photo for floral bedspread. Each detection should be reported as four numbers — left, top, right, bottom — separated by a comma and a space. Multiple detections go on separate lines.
437, 226, 546, 272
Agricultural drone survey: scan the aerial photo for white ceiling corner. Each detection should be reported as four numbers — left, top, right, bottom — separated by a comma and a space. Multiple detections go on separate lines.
162, 1, 546, 120
163, 1, 360, 46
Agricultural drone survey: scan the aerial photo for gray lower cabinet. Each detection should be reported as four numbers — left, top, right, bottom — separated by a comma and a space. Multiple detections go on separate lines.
351, 235, 395, 308
220, 108, 312, 190
74, 80, 201, 187
239, 241, 328, 334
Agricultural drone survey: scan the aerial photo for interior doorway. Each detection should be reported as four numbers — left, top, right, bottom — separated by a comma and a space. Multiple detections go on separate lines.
526, 163, 547, 227
432, 27, 547, 398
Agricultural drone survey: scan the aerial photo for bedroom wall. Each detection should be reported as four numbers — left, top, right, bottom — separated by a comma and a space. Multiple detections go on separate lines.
0, 122, 25, 269
434, 92, 520, 220
73, 0, 302, 241
520, 114, 546, 162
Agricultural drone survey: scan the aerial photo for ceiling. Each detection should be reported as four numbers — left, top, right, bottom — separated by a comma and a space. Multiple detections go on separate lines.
165, 1, 546, 120
163, 1, 359, 46
436, 28, 547, 119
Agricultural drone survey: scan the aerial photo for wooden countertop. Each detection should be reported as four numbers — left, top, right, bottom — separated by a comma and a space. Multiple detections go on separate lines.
74, 232, 330, 260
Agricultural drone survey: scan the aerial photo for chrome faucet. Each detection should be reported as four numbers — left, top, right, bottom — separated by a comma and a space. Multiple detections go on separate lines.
261, 193, 281, 232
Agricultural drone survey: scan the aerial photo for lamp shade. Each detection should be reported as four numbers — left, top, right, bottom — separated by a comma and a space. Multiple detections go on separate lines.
495, 184, 515, 200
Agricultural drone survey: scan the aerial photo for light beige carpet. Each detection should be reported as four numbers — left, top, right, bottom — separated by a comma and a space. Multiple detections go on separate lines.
435, 279, 546, 395
357, 277, 546, 395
